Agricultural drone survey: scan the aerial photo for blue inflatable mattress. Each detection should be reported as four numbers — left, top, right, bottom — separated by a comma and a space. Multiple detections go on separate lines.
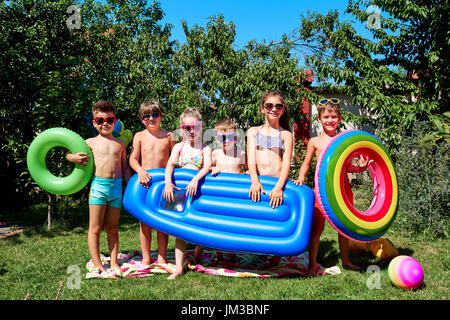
123, 168, 314, 256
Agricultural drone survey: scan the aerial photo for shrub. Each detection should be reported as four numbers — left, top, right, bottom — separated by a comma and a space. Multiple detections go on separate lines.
391, 122, 449, 239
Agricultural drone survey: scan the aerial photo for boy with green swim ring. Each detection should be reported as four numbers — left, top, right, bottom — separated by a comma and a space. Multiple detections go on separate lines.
293, 98, 370, 276
66, 100, 131, 279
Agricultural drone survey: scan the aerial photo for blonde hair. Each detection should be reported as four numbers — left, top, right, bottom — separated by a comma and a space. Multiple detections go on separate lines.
180, 108, 201, 125
139, 99, 163, 119
317, 102, 341, 118
215, 118, 236, 132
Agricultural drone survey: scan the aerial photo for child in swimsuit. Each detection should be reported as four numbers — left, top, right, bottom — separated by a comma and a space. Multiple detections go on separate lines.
246, 90, 294, 266
129, 99, 176, 266
200, 118, 249, 264
66, 100, 131, 278
292, 98, 371, 275
163, 108, 212, 279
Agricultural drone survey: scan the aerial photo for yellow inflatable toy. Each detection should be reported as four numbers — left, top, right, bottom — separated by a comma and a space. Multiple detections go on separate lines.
349, 238, 398, 259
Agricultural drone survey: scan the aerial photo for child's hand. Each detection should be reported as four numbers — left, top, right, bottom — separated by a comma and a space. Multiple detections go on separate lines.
292, 175, 305, 186
269, 187, 283, 208
185, 179, 199, 198
137, 169, 152, 188
249, 182, 265, 202
68, 152, 90, 166
356, 155, 373, 169
211, 166, 221, 176
163, 183, 180, 202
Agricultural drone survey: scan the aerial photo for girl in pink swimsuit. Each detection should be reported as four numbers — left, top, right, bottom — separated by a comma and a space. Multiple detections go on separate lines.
163, 108, 212, 279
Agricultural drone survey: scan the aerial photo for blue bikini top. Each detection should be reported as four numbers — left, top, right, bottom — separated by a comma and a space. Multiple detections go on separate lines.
255, 126, 285, 151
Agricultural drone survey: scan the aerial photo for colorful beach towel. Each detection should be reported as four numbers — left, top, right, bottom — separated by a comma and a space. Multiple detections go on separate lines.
86, 250, 341, 279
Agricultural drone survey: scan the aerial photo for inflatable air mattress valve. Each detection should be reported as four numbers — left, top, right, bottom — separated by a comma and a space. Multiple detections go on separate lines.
124, 169, 315, 256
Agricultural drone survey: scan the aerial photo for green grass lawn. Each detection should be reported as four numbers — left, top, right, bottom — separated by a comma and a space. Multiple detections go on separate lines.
1, 193, 449, 301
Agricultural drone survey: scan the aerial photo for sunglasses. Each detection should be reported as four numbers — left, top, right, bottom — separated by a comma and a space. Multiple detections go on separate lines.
216, 133, 237, 143
263, 103, 284, 111
180, 123, 202, 132
94, 116, 115, 125
319, 98, 340, 105
142, 112, 160, 121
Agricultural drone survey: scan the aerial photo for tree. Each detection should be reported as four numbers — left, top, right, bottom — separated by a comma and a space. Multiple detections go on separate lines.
168, 14, 305, 132
282, 0, 449, 147
1, 3, 309, 213
0, 0, 174, 211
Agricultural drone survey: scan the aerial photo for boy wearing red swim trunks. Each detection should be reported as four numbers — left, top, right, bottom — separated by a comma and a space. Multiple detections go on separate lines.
293, 98, 370, 276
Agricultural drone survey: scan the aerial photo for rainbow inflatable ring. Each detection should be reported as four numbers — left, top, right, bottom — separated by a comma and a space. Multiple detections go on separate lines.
315, 130, 398, 242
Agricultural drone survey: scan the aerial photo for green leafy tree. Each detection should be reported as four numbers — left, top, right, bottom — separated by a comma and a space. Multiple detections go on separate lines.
283, 0, 449, 147
1, 3, 309, 214
168, 14, 305, 132
0, 0, 174, 211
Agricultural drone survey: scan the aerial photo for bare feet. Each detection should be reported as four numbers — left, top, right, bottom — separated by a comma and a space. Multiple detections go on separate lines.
141, 259, 151, 266
167, 269, 184, 280
110, 263, 121, 270
342, 261, 361, 271
307, 264, 321, 277
157, 257, 167, 264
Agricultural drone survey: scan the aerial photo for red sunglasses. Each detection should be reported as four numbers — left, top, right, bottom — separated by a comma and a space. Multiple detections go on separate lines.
94, 116, 115, 125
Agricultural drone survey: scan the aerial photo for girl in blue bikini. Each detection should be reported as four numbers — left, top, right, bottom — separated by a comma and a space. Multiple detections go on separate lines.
163, 108, 212, 279
247, 90, 294, 266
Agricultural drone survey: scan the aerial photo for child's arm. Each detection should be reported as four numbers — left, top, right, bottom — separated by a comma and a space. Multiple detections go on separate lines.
168, 132, 177, 152
346, 155, 372, 173
247, 127, 265, 202
185, 146, 212, 197
66, 152, 90, 166
129, 132, 151, 187
163, 144, 181, 202
269, 131, 293, 208
121, 140, 132, 184
293, 138, 316, 186
66, 139, 90, 166
241, 150, 249, 173
210, 149, 220, 176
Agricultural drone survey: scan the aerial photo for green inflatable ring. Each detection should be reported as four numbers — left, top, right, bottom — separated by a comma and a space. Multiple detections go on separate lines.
27, 127, 94, 195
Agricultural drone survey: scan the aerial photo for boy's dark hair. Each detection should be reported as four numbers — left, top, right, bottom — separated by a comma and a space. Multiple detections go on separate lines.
92, 100, 115, 115
139, 99, 163, 119
260, 90, 290, 131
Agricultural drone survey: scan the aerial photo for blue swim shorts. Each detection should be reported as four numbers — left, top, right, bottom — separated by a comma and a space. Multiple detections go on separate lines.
89, 177, 123, 208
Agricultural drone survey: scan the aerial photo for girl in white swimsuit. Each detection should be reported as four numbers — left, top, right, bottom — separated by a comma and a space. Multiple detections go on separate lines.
246, 90, 294, 266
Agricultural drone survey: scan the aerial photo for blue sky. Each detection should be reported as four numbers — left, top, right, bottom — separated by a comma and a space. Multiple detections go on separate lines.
160, 0, 373, 48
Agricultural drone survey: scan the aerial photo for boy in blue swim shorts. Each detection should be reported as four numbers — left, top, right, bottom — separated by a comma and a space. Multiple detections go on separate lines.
67, 100, 131, 278
88, 177, 123, 208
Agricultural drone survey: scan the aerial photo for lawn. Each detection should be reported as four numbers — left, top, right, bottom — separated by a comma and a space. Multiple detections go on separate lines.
0, 189, 449, 301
